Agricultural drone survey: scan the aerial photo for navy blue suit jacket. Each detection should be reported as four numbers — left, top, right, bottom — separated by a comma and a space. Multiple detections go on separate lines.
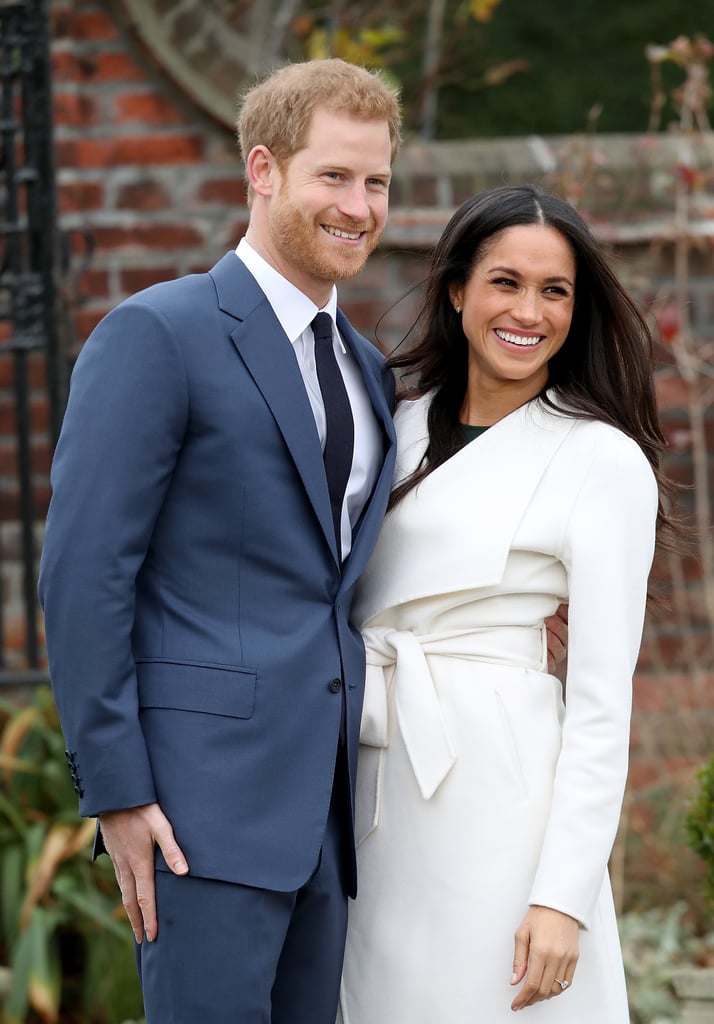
38, 251, 396, 896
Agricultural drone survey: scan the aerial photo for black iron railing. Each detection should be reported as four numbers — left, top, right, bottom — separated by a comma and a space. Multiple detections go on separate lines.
0, 0, 63, 687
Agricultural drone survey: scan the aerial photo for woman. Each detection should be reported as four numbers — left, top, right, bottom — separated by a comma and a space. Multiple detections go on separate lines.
339, 185, 675, 1022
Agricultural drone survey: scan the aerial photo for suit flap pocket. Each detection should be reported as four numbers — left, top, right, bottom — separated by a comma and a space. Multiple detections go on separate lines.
137, 660, 256, 719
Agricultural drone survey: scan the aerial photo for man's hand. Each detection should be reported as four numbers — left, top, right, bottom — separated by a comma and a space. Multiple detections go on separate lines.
510, 905, 579, 1011
99, 802, 188, 943
544, 603, 568, 674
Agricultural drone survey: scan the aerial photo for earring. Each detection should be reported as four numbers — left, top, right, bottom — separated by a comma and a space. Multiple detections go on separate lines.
454, 304, 462, 314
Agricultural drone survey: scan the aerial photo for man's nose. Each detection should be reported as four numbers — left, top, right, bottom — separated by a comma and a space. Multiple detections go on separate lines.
337, 184, 371, 222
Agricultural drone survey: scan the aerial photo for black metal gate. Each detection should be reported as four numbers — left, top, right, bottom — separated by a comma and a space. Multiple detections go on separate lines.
0, 0, 63, 687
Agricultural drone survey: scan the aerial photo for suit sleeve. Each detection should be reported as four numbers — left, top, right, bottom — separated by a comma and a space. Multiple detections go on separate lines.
39, 298, 189, 817
527, 431, 658, 928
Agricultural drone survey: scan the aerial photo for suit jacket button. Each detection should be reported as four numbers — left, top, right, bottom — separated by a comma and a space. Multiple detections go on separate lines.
329, 677, 342, 693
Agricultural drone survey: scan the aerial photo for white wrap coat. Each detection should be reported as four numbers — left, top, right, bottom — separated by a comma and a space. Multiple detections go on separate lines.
339, 393, 658, 1023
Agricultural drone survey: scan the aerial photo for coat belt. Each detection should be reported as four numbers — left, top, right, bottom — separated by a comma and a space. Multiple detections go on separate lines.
360, 625, 548, 801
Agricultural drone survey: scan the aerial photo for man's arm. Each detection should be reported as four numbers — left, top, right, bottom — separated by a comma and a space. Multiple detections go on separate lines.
39, 299, 192, 938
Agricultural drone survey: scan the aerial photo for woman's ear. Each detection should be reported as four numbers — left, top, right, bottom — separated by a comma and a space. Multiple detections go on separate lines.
448, 286, 463, 313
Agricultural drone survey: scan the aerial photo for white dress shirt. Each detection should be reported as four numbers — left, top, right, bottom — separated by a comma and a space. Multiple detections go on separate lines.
236, 239, 383, 560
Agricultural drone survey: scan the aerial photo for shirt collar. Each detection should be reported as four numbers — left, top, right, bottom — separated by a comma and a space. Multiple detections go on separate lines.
236, 238, 340, 347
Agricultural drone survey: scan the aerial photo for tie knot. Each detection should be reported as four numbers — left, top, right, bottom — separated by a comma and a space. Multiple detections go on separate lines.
311, 312, 333, 346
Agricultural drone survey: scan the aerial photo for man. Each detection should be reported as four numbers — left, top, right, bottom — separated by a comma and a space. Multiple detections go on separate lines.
39, 58, 401, 1023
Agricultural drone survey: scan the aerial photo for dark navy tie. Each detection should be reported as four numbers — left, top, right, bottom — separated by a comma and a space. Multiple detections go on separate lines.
311, 312, 354, 557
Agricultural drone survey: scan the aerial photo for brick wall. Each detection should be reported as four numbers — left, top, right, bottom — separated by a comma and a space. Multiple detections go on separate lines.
3, 0, 712, 886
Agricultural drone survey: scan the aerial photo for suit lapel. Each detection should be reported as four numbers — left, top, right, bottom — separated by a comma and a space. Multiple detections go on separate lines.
337, 312, 397, 590
210, 252, 339, 563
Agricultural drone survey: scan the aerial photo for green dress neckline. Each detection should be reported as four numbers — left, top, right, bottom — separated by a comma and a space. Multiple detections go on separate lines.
461, 423, 490, 443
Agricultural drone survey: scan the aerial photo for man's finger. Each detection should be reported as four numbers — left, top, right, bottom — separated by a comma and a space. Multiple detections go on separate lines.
134, 868, 158, 942
116, 867, 145, 943
154, 820, 189, 876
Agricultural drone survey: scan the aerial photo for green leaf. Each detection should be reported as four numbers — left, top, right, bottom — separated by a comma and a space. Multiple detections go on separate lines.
26, 906, 62, 1022
5, 922, 32, 1023
0, 787, 29, 837
52, 874, 132, 941
1, 843, 24, 945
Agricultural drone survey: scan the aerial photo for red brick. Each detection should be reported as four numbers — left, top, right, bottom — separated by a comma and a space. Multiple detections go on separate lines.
53, 90, 103, 128
58, 181, 105, 213
114, 91, 190, 126
52, 8, 119, 43
661, 756, 705, 783
197, 178, 248, 206
0, 398, 50, 436
75, 268, 111, 301
2, 440, 54, 477
339, 299, 386, 333
51, 51, 83, 83
0, 482, 51, 521
116, 179, 172, 211
56, 135, 205, 169
92, 224, 205, 252
0, 353, 48, 390
90, 51, 148, 84
633, 673, 714, 712
0, 444, 17, 476
627, 760, 662, 790
120, 267, 178, 293
51, 50, 146, 85
656, 373, 694, 409
73, 308, 111, 341
411, 176, 439, 206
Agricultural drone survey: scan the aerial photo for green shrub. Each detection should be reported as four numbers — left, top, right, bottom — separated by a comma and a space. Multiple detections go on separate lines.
684, 754, 714, 908
0, 686, 144, 1024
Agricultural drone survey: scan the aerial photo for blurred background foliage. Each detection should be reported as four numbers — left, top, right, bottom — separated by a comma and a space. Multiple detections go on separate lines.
0, 689, 143, 1023
236, 0, 714, 138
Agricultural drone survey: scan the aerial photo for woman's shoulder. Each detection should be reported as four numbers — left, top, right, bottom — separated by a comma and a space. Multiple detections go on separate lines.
540, 396, 652, 465
559, 419, 657, 500
394, 389, 430, 415
393, 390, 431, 434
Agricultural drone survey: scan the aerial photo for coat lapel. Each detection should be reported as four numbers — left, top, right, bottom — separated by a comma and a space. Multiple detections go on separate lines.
210, 252, 338, 562
337, 312, 397, 590
353, 393, 577, 626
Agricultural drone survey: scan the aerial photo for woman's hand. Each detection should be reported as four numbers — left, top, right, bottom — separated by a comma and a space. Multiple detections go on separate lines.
510, 905, 579, 1011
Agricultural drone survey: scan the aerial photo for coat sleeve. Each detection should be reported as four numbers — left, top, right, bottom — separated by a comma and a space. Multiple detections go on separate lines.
527, 429, 658, 928
38, 298, 189, 818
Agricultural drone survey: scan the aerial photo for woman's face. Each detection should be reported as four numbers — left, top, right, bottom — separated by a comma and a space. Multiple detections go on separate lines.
449, 223, 576, 414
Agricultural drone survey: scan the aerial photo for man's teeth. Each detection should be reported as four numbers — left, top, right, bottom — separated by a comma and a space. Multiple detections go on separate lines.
324, 226, 361, 239
495, 329, 542, 347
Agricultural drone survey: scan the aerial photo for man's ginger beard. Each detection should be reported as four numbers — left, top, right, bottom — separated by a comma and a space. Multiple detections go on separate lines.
269, 181, 383, 284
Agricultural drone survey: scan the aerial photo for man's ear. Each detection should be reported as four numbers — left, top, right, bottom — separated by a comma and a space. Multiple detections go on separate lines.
246, 145, 277, 198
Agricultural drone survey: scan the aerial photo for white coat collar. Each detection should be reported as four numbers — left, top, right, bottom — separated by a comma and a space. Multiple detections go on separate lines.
354, 392, 577, 626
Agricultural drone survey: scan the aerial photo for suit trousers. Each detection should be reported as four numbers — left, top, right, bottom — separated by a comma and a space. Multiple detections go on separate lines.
136, 747, 351, 1024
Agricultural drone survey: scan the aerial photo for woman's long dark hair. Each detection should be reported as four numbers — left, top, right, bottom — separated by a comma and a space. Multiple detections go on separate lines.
387, 184, 677, 551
